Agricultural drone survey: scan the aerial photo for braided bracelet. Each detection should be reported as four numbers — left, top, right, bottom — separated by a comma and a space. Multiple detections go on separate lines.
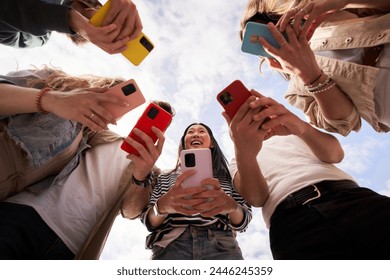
36, 87, 51, 113
304, 70, 323, 87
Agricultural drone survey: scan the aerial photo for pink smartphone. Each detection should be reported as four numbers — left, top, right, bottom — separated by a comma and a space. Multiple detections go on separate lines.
217, 80, 251, 119
102, 79, 146, 120
121, 103, 172, 155
180, 148, 213, 188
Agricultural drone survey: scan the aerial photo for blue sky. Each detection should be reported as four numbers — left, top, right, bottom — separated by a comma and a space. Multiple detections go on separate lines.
0, 0, 389, 260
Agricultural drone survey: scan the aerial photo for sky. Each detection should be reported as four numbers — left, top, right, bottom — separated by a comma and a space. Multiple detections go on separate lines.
0, 0, 389, 261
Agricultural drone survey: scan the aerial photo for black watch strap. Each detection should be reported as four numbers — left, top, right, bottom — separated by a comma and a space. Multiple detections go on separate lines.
131, 174, 151, 188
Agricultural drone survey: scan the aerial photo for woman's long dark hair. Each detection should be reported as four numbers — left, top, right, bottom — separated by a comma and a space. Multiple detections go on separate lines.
171, 123, 231, 180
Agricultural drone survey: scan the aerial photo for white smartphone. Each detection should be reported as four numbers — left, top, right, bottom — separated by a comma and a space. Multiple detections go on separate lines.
180, 148, 213, 188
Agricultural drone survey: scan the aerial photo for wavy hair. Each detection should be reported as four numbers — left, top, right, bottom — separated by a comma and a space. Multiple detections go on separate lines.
27, 65, 124, 91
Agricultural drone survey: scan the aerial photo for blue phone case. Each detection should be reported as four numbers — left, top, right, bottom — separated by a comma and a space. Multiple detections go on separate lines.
241, 22, 287, 58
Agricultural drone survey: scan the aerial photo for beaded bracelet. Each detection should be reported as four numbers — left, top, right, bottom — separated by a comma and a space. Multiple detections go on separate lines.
310, 80, 336, 95
36, 87, 51, 113
305, 75, 333, 92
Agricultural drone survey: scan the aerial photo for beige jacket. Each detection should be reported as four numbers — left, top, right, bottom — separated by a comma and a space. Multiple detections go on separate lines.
74, 130, 154, 260
285, 13, 390, 136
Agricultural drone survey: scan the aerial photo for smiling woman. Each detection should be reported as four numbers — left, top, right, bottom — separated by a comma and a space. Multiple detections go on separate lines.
135, 122, 252, 260
0, 0, 389, 263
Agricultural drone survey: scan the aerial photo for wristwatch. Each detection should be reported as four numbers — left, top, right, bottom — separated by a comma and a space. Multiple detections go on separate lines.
131, 173, 151, 188
153, 200, 167, 217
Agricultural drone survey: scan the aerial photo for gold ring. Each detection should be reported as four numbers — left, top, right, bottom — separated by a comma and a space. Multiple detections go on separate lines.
88, 113, 95, 119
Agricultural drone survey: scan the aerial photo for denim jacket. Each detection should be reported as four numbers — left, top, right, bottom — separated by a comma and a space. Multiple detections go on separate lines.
0, 69, 83, 168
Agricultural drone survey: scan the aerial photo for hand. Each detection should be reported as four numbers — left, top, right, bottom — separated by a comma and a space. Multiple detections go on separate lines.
249, 90, 308, 138
102, 0, 143, 41
192, 178, 239, 217
277, 0, 344, 40
125, 126, 165, 180
42, 87, 127, 131
222, 93, 267, 159
157, 171, 212, 216
69, 8, 129, 54
260, 23, 322, 84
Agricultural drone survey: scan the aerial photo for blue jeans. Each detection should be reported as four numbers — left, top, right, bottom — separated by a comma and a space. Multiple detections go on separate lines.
0, 202, 74, 260
151, 225, 243, 260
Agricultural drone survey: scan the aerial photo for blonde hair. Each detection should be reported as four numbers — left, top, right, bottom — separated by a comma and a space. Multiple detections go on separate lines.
240, 0, 303, 39
27, 66, 124, 91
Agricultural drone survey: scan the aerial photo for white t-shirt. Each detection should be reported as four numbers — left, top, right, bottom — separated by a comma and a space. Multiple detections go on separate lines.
7, 140, 130, 254
229, 135, 355, 228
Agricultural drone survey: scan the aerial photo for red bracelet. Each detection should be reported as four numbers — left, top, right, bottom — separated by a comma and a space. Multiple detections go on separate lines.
36, 87, 51, 113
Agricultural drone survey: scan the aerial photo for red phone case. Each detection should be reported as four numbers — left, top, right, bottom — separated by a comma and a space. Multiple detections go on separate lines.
102, 79, 145, 120
121, 103, 172, 155
217, 80, 251, 119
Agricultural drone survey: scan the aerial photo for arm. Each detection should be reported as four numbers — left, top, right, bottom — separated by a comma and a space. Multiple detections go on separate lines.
261, 23, 356, 122
278, 0, 390, 38
121, 127, 165, 220
250, 90, 344, 164
0, 83, 126, 131
222, 96, 270, 207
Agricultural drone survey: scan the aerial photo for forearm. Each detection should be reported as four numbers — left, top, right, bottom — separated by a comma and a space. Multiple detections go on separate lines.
0, 84, 41, 114
298, 68, 354, 120
233, 155, 269, 207
228, 204, 244, 226
344, 0, 390, 10
299, 122, 344, 163
121, 184, 151, 219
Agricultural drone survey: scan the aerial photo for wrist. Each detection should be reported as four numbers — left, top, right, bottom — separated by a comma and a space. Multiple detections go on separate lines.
300, 69, 323, 85
131, 173, 151, 188
153, 198, 168, 217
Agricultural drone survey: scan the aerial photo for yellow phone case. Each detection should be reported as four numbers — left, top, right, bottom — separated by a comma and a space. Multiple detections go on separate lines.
89, 0, 154, 66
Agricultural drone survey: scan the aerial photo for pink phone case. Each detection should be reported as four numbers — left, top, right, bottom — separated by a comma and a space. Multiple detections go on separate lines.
102, 79, 146, 120
180, 148, 213, 188
217, 80, 251, 119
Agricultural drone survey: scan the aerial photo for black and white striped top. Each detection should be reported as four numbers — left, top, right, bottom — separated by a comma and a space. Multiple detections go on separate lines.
140, 168, 252, 249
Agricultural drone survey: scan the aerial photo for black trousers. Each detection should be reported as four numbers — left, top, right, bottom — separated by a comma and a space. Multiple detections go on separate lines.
0, 202, 74, 260
269, 182, 390, 260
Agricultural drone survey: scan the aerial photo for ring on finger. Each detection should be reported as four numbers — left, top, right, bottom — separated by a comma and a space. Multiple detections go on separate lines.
280, 41, 287, 47
88, 113, 95, 119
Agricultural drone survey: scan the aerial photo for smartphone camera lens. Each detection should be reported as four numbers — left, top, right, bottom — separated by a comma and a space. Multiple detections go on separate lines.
184, 153, 196, 167
121, 83, 136, 96
140, 36, 154, 52
219, 91, 233, 105
147, 106, 159, 120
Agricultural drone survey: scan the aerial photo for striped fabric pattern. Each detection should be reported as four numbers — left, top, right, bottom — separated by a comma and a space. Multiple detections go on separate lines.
140, 169, 252, 249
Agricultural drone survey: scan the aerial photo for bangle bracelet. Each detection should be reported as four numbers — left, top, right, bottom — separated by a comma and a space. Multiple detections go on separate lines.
36, 87, 51, 113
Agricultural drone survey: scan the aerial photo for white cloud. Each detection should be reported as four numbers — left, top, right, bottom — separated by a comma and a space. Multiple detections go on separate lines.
1, 0, 388, 261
